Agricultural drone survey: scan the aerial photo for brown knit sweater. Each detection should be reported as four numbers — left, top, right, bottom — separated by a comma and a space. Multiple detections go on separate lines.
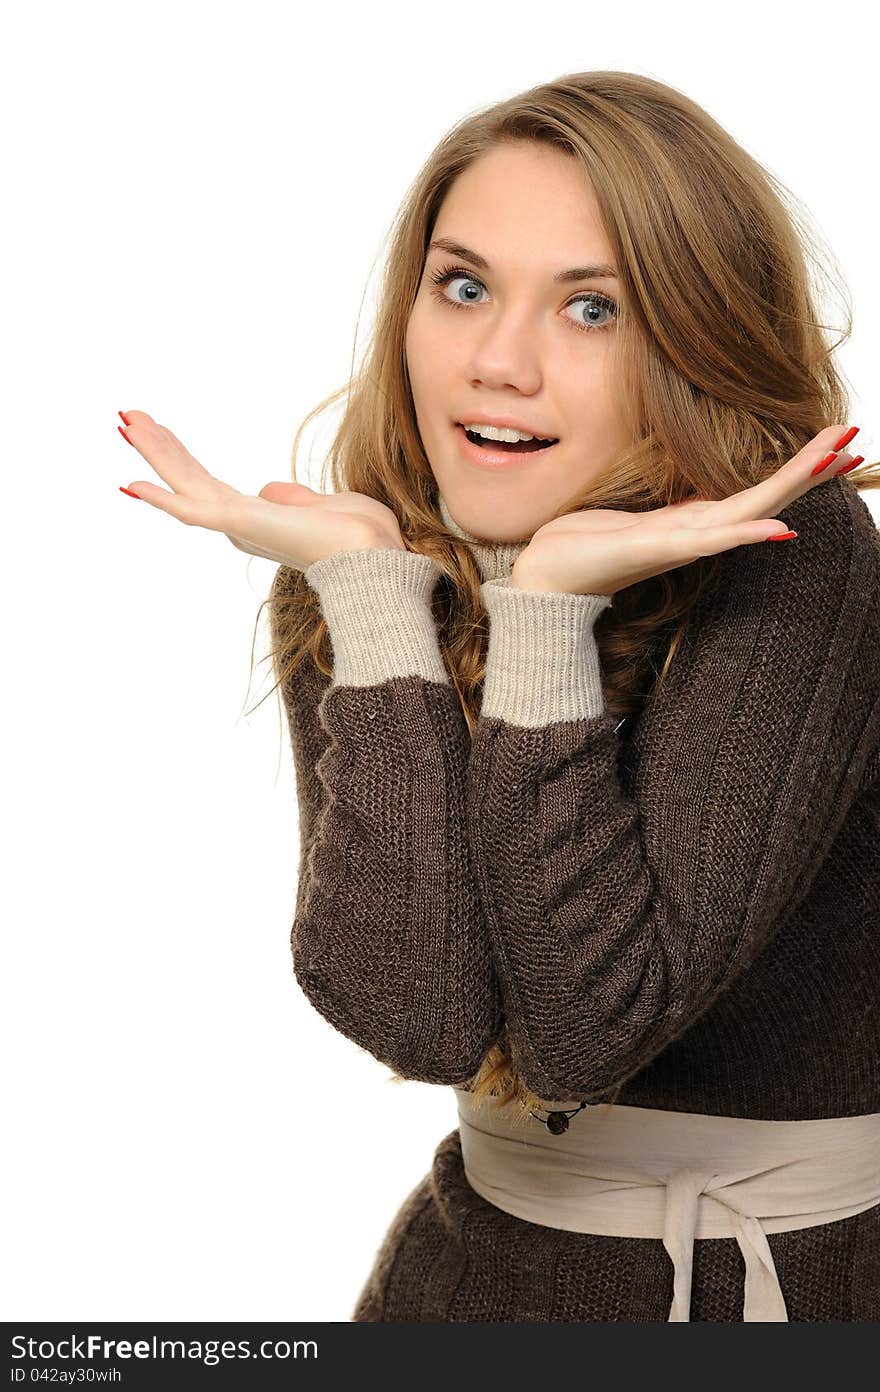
278, 477, 880, 1321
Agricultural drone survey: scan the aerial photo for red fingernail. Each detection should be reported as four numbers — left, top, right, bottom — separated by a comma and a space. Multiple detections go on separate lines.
118, 410, 131, 427
835, 455, 864, 476
810, 450, 839, 477
766, 530, 798, 541
119, 485, 143, 500
118, 424, 133, 446
832, 425, 859, 451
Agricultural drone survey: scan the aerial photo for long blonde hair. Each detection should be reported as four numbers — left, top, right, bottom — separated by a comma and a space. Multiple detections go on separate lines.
249, 70, 880, 1121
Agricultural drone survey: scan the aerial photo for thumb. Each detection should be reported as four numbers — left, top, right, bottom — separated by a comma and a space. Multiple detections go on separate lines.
258, 481, 319, 505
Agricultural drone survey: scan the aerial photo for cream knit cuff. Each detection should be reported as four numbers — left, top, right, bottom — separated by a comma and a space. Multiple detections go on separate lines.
479, 577, 612, 726
302, 547, 450, 688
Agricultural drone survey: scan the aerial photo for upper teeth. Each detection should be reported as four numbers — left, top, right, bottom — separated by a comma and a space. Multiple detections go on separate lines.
462, 423, 555, 444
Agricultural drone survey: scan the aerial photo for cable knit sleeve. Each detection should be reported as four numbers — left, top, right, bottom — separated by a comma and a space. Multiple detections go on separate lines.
279, 547, 502, 1084
465, 481, 880, 1104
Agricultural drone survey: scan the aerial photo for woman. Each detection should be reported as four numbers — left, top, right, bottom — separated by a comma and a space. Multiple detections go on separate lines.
117, 70, 880, 1321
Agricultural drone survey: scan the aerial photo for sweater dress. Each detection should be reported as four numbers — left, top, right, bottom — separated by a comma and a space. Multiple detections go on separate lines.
277, 477, 880, 1322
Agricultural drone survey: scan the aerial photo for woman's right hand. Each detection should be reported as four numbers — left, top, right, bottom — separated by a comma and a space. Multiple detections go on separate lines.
118, 411, 408, 568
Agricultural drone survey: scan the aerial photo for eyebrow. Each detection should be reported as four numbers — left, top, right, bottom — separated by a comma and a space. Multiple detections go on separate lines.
427, 237, 619, 283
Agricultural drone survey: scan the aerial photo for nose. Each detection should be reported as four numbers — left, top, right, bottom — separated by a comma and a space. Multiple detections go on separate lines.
464, 315, 546, 394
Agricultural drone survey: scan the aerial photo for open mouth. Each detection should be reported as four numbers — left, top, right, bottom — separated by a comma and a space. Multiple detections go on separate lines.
458, 424, 559, 453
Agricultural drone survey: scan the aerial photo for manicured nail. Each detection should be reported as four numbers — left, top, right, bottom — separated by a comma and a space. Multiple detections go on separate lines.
766, 530, 798, 541
118, 410, 131, 427
811, 450, 838, 477
835, 455, 864, 476
832, 425, 859, 451
119, 486, 143, 500
118, 425, 134, 446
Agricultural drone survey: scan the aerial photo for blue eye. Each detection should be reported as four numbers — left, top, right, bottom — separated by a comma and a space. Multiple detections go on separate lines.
427, 262, 618, 335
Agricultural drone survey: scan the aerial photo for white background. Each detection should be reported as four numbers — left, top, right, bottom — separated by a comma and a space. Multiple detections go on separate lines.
2, 0, 876, 1323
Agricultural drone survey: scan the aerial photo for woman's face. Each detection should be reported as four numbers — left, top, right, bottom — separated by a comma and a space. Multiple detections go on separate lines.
405, 141, 631, 542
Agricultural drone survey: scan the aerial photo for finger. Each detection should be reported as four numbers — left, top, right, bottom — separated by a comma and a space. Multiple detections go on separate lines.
120, 478, 242, 531
120, 413, 235, 501
709, 426, 856, 527
161, 423, 209, 468
663, 516, 795, 565
120, 478, 197, 518
124, 483, 311, 558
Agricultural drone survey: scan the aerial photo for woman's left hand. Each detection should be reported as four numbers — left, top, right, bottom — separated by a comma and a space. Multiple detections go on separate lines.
510, 425, 861, 596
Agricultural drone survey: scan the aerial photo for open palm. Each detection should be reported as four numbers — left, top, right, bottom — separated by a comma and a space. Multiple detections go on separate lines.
514, 424, 861, 596
118, 410, 406, 568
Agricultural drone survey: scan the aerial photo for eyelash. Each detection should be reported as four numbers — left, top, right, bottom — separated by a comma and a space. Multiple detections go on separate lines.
427, 262, 619, 335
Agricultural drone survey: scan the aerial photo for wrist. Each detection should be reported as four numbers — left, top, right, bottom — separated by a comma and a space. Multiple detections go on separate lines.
303, 546, 447, 687
509, 558, 562, 593
364, 534, 408, 553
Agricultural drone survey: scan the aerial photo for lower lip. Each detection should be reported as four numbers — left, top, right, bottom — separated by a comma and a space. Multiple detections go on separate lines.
453, 422, 558, 471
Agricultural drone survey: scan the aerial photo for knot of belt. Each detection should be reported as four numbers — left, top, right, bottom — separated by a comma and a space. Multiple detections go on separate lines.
661, 1166, 787, 1321
454, 1087, 880, 1322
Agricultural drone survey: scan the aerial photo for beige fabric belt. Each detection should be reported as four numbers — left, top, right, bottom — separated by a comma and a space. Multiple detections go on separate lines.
453, 1086, 880, 1321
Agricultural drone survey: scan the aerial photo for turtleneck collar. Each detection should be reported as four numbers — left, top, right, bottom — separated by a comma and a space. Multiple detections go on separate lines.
437, 493, 530, 585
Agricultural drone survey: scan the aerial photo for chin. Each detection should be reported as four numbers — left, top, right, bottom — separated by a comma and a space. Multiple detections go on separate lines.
492, 530, 534, 545
468, 522, 532, 546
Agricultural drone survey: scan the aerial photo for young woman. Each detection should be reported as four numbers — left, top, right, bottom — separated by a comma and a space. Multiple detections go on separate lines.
117, 70, 880, 1322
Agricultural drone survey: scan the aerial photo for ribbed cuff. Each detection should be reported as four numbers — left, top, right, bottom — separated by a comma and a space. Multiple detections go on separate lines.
479, 577, 612, 726
303, 547, 450, 688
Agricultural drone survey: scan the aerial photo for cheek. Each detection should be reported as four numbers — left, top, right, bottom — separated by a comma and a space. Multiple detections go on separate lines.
406, 308, 454, 399
405, 309, 433, 386
562, 354, 621, 418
